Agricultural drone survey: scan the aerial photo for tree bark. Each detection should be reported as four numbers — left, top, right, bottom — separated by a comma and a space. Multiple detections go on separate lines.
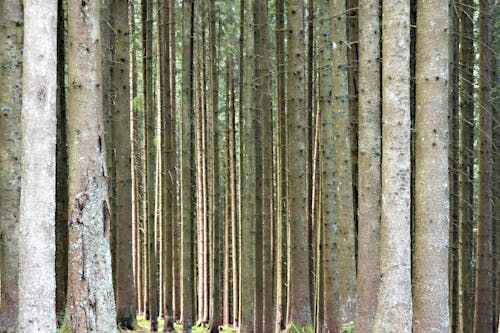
110, 0, 136, 328
374, 0, 412, 331
65, 0, 117, 331
286, 0, 313, 330
473, 0, 494, 331
0, 1, 22, 331
355, 0, 381, 331
331, 0, 357, 325
181, 1, 195, 331
413, 0, 450, 330
458, 1, 475, 331
17, 1, 57, 331
318, 0, 339, 330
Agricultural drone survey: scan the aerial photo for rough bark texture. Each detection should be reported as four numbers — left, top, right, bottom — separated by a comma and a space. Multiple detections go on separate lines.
239, 0, 256, 330
65, 0, 117, 331
181, 1, 195, 331
318, 1, 339, 330
413, 0, 450, 331
331, 0, 357, 325
473, 0, 494, 331
374, 0, 413, 331
355, 0, 381, 331
0, 1, 22, 331
110, 0, 136, 328
286, 0, 313, 330
17, 1, 57, 331
458, 1, 475, 331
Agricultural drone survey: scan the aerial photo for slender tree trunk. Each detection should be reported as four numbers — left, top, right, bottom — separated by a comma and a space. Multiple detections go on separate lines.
458, 1, 475, 331
473, 0, 494, 331
286, 0, 313, 330
65, 0, 117, 331
275, 0, 287, 329
55, 0, 69, 325
254, 1, 274, 331
239, 0, 257, 330
318, 1, 338, 330
181, 1, 195, 331
207, 1, 222, 331
161, 0, 174, 331
355, 0, 381, 331
374, 0, 412, 331
413, 0, 450, 331
17, 1, 57, 331
448, 4, 459, 331
0, 2, 22, 331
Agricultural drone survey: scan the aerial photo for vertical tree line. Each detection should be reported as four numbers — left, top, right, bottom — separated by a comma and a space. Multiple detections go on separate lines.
0, 1, 498, 332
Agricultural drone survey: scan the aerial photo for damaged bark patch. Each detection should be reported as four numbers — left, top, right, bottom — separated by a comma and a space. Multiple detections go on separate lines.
102, 200, 110, 236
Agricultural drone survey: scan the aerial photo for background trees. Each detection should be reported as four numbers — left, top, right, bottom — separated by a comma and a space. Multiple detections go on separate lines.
0, 0, 498, 332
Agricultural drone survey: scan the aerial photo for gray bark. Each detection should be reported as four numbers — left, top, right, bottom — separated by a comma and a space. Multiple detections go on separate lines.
17, 1, 57, 332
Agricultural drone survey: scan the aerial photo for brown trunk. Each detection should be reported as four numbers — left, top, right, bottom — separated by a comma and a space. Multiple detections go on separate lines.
65, 0, 117, 331
473, 0, 494, 331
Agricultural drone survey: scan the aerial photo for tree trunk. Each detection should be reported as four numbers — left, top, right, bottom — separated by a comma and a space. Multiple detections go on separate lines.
413, 0, 450, 330
458, 1, 475, 331
330, 0, 357, 325
160, 0, 175, 330
473, 0, 494, 331
0, 1, 22, 331
286, 0, 313, 330
55, 0, 69, 325
239, 0, 257, 330
110, 0, 136, 329
181, 1, 195, 331
318, 0, 338, 330
207, 1, 222, 331
65, 0, 117, 331
275, 0, 287, 329
355, 0, 381, 331
17, 1, 57, 331
374, 0, 412, 331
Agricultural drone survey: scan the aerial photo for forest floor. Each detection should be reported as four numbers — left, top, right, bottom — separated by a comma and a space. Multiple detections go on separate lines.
120, 316, 238, 333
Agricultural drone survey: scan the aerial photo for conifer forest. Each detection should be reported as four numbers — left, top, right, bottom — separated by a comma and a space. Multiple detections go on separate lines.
1, 0, 499, 332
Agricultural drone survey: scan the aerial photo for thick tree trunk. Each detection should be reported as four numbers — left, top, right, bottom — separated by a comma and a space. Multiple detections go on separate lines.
413, 0, 450, 331
374, 0, 412, 331
331, 0, 357, 325
65, 0, 117, 331
110, 0, 136, 328
286, 0, 313, 330
355, 0, 381, 331
0, 2, 22, 331
17, 1, 57, 331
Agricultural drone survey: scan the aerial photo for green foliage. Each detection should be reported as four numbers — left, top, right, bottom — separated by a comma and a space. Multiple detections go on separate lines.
285, 322, 314, 333
341, 321, 355, 333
